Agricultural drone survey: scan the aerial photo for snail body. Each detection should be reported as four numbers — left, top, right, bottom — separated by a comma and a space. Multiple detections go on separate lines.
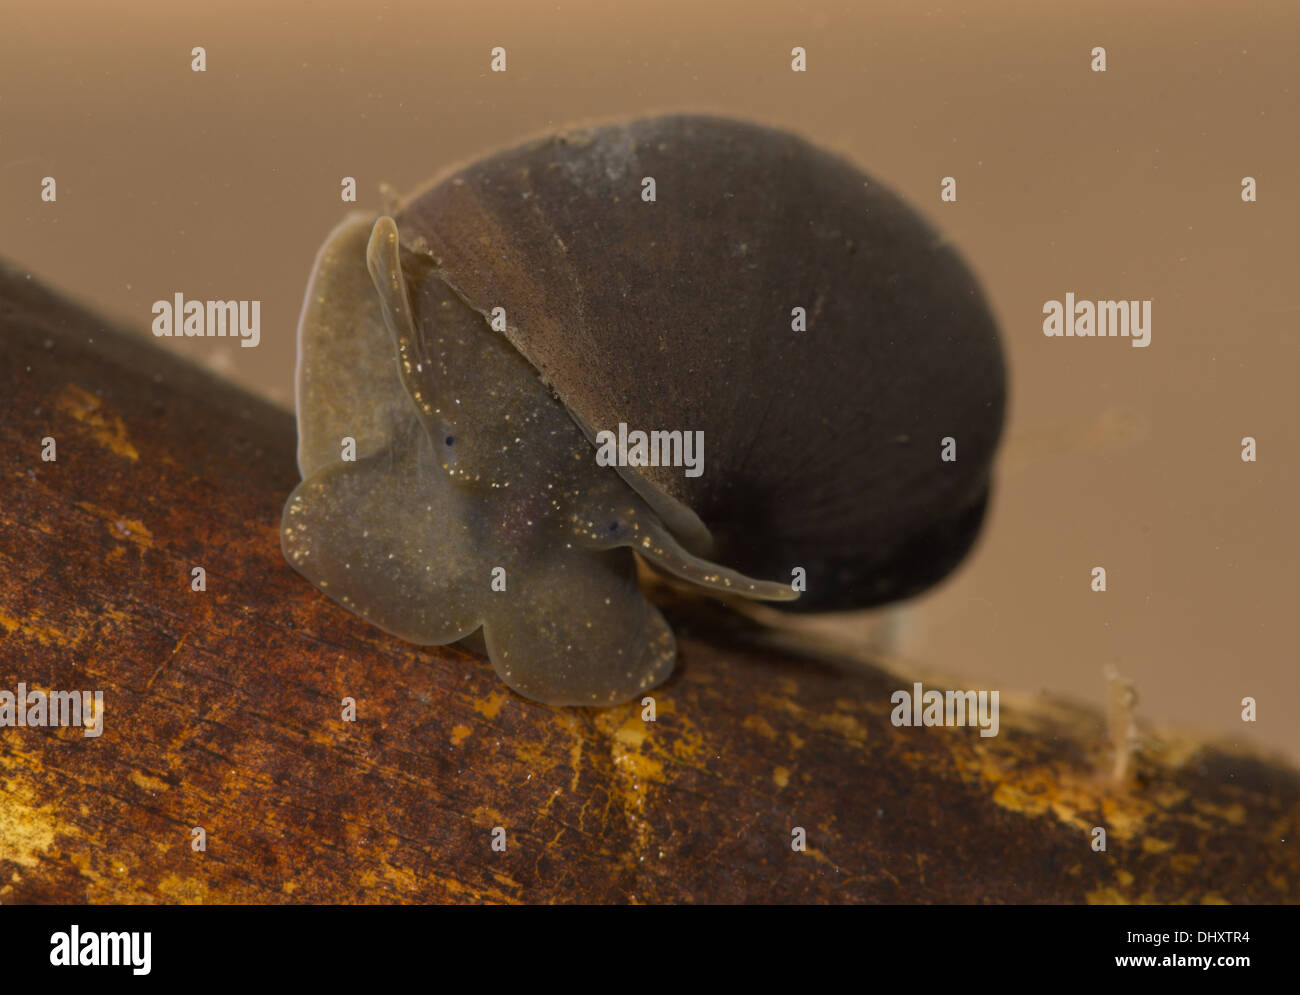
281, 114, 1005, 705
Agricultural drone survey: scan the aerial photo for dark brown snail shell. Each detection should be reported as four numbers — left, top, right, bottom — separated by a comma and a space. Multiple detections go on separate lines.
281, 113, 1006, 705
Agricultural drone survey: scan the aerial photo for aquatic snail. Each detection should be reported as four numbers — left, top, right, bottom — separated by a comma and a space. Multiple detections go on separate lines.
280, 113, 1006, 706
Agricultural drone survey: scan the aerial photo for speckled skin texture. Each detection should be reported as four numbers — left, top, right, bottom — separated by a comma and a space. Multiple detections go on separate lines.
281, 114, 1006, 705
282, 216, 789, 705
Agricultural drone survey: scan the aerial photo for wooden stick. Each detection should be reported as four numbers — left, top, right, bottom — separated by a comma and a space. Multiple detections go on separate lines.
1, 263, 1295, 903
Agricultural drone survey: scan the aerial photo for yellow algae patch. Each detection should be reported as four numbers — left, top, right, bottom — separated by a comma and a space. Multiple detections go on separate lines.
612, 714, 647, 752
306, 727, 338, 747
450, 724, 471, 747
1152, 786, 1190, 809
569, 737, 583, 791
931, 686, 1286, 905
488, 869, 521, 893
667, 718, 707, 767
817, 711, 868, 743
473, 691, 507, 719
773, 766, 790, 788
359, 862, 418, 895
594, 706, 665, 861
0, 785, 59, 869
938, 689, 1219, 848
65, 848, 139, 903
434, 873, 517, 905
743, 715, 778, 740
55, 384, 139, 461
1266, 869, 1288, 893
0, 608, 64, 647
638, 695, 707, 767
73, 502, 153, 549
66, 850, 111, 890
957, 737, 1155, 841
111, 518, 153, 548
1193, 800, 1246, 825
130, 770, 170, 793
510, 735, 568, 779
548, 710, 587, 793
1087, 888, 1131, 905
752, 691, 868, 746
471, 806, 505, 827
1169, 854, 1200, 875
604, 711, 665, 783
157, 874, 209, 904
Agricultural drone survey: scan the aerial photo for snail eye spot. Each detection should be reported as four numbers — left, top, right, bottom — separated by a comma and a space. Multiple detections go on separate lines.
445, 435, 455, 446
